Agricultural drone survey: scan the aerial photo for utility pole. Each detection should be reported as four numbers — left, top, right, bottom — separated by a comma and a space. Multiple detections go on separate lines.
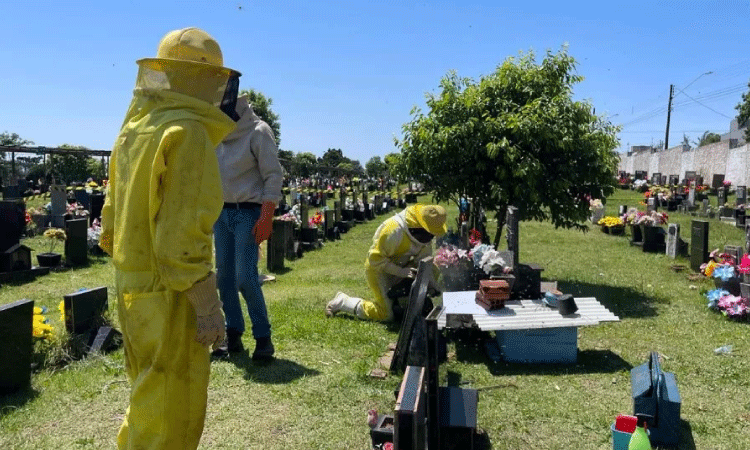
664, 84, 674, 151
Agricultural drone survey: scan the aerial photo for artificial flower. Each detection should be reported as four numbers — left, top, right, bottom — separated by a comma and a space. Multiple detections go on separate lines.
713, 265, 735, 282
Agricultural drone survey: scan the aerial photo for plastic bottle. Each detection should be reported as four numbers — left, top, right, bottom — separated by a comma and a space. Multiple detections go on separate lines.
628, 414, 653, 450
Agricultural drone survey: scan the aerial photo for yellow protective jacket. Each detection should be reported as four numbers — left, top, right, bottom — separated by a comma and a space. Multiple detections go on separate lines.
100, 89, 235, 291
366, 205, 434, 276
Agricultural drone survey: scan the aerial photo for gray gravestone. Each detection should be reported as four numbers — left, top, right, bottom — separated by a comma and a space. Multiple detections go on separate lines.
661, 175, 668, 186
647, 197, 657, 213
737, 186, 747, 205
669, 175, 679, 186
619, 205, 628, 216
712, 174, 725, 189
724, 245, 744, 267
690, 220, 709, 272
64, 218, 88, 266
334, 201, 341, 223
50, 184, 68, 228
460, 221, 469, 249
666, 223, 680, 258
506, 206, 519, 270
700, 199, 709, 217
717, 188, 726, 207
651, 173, 662, 185
687, 185, 695, 207
0, 298, 33, 393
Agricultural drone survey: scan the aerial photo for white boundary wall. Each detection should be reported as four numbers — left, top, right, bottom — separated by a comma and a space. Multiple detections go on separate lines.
619, 142, 749, 186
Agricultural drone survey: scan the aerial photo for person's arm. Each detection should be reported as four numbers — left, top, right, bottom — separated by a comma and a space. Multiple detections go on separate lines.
151, 122, 223, 292
367, 222, 412, 278
250, 122, 283, 244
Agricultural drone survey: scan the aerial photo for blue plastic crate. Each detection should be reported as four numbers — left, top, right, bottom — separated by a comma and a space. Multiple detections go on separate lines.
495, 326, 577, 364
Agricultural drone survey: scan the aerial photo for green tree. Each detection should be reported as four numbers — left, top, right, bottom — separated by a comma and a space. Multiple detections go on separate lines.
695, 130, 721, 147
735, 79, 750, 141
49, 145, 92, 184
239, 88, 281, 146
319, 148, 347, 168
0, 132, 34, 182
293, 152, 318, 177
395, 48, 620, 246
365, 156, 387, 178
349, 159, 364, 176
383, 152, 401, 179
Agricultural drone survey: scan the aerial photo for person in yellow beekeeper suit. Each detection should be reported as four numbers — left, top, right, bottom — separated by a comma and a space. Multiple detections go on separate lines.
99, 27, 241, 450
326, 204, 447, 321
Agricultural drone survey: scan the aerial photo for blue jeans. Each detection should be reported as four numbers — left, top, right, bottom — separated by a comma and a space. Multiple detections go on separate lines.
214, 207, 271, 339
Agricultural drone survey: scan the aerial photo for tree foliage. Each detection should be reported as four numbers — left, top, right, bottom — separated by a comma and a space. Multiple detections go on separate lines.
365, 156, 387, 178
736, 79, 750, 141
49, 144, 92, 184
394, 48, 620, 245
319, 148, 346, 168
0, 131, 33, 159
240, 88, 281, 146
695, 130, 721, 147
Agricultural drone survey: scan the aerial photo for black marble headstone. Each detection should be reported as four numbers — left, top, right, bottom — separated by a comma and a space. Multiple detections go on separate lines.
506, 206, 519, 270
90, 193, 105, 221
669, 175, 679, 186
0, 199, 26, 253
266, 220, 286, 272
2, 185, 21, 200
737, 186, 747, 205
63, 286, 108, 335
0, 298, 34, 393
690, 220, 709, 272
65, 218, 88, 266
74, 189, 91, 211
711, 174, 725, 189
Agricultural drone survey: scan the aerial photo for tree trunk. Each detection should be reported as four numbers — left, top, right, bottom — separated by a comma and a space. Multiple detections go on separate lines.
492, 203, 508, 249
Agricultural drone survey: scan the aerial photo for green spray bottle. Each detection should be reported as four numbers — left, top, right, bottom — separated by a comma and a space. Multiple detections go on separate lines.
628, 414, 653, 450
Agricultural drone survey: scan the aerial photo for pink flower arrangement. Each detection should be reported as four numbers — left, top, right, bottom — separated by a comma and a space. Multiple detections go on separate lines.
434, 244, 471, 268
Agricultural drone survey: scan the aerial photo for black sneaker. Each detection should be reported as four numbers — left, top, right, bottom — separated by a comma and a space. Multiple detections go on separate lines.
252, 336, 275, 361
226, 329, 244, 353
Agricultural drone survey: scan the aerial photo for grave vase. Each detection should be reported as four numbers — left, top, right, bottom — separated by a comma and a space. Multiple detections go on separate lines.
714, 276, 741, 296
36, 252, 62, 268
629, 224, 643, 243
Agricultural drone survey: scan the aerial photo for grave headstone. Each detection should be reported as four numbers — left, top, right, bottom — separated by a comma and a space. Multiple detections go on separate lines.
266, 220, 287, 272
651, 173, 662, 185
0, 199, 26, 253
687, 185, 695, 208
50, 185, 68, 228
647, 197, 657, 213
0, 298, 33, 393
660, 175, 668, 186
666, 224, 680, 258
723, 245, 743, 266
3, 185, 21, 200
618, 205, 628, 216
506, 206, 519, 270
737, 186, 747, 205
690, 220, 709, 272
90, 193, 105, 221
65, 218, 88, 266
63, 286, 108, 335
684, 171, 696, 183
736, 209, 747, 228
74, 189, 91, 212
717, 187, 726, 207
324, 210, 338, 240
700, 199, 709, 217
711, 174, 725, 189
669, 175, 679, 186
460, 222, 469, 249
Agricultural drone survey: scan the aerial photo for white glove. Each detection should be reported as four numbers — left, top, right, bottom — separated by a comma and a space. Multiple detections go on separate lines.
184, 272, 225, 348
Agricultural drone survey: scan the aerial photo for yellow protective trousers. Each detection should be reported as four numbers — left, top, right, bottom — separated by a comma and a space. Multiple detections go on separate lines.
115, 271, 209, 450
360, 267, 399, 321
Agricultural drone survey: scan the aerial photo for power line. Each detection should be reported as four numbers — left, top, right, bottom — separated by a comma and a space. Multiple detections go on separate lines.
673, 87, 732, 119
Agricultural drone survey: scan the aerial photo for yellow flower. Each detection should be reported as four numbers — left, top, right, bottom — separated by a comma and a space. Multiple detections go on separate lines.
704, 261, 718, 277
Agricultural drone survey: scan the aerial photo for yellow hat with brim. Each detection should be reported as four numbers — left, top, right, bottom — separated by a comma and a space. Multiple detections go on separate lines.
415, 204, 448, 237
136, 27, 240, 77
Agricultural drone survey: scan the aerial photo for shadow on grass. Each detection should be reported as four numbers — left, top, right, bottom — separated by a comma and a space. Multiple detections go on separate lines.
225, 353, 320, 384
556, 280, 662, 319
674, 419, 696, 450
0, 386, 39, 420
266, 267, 292, 276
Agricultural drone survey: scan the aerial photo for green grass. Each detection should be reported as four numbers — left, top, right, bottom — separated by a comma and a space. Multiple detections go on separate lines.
2, 191, 749, 449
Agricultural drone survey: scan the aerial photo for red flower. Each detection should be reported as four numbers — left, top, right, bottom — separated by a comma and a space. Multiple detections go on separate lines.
25, 211, 31, 224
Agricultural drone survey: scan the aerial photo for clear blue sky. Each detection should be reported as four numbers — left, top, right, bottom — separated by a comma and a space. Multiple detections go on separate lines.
1, 1, 749, 163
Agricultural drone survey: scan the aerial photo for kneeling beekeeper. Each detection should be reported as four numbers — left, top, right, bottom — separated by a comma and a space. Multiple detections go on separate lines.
326, 204, 447, 321
100, 27, 241, 449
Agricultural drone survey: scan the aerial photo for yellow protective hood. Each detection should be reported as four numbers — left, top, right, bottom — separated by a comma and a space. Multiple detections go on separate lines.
403, 204, 447, 237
